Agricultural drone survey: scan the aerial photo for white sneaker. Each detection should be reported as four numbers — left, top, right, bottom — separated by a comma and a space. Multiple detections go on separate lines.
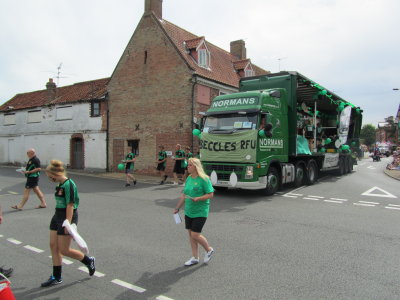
184, 257, 199, 266
172, 182, 179, 186
204, 248, 214, 264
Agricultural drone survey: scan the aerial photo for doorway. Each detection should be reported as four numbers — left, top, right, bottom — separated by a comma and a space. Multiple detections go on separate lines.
71, 137, 84, 169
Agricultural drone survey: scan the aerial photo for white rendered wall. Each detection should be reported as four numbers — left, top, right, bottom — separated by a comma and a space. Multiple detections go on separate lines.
0, 102, 106, 170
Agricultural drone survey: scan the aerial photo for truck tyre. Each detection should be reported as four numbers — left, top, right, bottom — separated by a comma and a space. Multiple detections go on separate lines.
214, 186, 228, 192
264, 166, 279, 196
294, 162, 305, 187
305, 160, 318, 185
348, 156, 354, 172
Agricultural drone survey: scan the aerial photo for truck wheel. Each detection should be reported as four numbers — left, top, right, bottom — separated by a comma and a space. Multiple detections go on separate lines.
264, 167, 279, 196
348, 156, 354, 172
305, 160, 318, 185
294, 162, 305, 187
214, 186, 228, 192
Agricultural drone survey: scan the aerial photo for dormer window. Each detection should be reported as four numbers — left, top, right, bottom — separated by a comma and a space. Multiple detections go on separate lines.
245, 69, 255, 77
198, 49, 209, 68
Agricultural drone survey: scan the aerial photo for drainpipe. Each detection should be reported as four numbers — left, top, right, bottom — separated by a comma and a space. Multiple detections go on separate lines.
106, 94, 110, 172
191, 75, 197, 150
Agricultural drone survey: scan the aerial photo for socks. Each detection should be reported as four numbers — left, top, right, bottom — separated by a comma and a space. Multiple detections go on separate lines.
81, 255, 91, 266
53, 265, 62, 279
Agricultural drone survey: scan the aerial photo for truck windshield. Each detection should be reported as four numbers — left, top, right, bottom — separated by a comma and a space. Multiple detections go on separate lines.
203, 112, 258, 133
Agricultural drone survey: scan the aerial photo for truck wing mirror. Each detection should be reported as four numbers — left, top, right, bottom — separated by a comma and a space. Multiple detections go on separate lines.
269, 90, 281, 98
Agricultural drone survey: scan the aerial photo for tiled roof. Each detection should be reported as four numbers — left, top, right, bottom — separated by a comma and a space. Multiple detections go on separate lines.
233, 59, 251, 71
185, 37, 204, 50
159, 19, 268, 88
0, 78, 109, 112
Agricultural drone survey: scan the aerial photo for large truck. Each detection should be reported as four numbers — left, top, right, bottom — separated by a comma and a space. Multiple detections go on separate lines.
194, 71, 362, 195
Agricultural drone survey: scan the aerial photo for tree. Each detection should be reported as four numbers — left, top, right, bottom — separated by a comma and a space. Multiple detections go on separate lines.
360, 124, 376, 147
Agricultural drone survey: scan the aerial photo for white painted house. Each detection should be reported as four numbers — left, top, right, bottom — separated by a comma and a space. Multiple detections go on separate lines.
0, 78, 109, 171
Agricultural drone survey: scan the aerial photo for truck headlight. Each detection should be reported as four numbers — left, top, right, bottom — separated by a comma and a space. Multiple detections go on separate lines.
245, 166, 254, 179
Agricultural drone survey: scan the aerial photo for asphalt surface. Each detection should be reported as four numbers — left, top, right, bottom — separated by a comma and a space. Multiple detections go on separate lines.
1, 156, 400, 300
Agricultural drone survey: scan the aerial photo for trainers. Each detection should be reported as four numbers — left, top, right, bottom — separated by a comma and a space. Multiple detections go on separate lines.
184, 257, 199, 266
125, 183, 130, 187
87, 257, 96, 276
172, 182, 178, 185
204, 248, 214, 264
160, 181, 164, 185
133, 181, 137, 185
41, 275, 62, 287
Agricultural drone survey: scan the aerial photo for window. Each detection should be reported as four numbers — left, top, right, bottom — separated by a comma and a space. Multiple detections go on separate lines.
198, 49, 209, 68
91, 102, 101, 117
128, 140, 140, 156
27, 110, 42, 123
245, 69, 255, 77
4, 113, 16, 125
56, 106, 73, 121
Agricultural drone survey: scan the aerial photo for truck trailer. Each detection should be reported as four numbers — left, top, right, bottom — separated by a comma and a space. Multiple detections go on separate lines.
194, 71, 363, 195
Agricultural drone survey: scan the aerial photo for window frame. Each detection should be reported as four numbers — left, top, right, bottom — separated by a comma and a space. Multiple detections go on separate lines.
91, 101, 101, 117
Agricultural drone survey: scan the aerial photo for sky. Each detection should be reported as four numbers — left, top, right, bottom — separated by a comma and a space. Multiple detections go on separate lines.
1, 0, 399, 126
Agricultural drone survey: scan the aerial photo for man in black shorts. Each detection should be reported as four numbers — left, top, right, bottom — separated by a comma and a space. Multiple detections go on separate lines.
156, 145, 168, 184
172, 144, 185, 185
11, 149, 47, 210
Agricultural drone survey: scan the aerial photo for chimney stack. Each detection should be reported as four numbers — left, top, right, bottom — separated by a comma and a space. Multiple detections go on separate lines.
230, 40, 247, 60
46, 78, 56, 102
145, 0, 163, 19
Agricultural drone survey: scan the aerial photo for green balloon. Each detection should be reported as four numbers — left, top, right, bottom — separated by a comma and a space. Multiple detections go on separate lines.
192, 129, 201, 136
320, 90, 327, 95
325, 138, 331, 144
258, 129, 266, 138
320, 147, 326, 152
117, 163, 124, 171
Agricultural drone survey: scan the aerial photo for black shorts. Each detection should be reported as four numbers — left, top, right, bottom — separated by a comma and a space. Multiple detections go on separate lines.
50, 208, 79, 236
185, 215, 207, 233
156, 163, 166, 171
173, 161, 184, 174
25, 177, 39, 189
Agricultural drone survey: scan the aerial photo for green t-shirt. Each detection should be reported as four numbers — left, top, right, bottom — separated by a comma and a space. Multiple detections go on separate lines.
125, 153, 135, 170
186, 152, 193, 159
183, 175, 214, 218
175, 150, 186, 168
55, 178, 80, 209
158, 151, 167, 167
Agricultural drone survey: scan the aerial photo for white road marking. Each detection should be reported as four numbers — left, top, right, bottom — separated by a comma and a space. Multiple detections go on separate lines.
367, 166, 376, 169
358, 201, 380, 205
385, 206, 400, 210
49, 256, 74, 265
307, 195, 324, 199
78, 266, 105, 277
330, 198, 348, 201
157, 296, 175, 300
24, 245, 44, 253
361, 186, 397, 198
283, 195, 298, 198
387, 204, 400, 207
7, 191, 18, 194
0, 235, 3, 238
111, 279, 146, 293
353, 203, 376, 207
288, 193, 303, 196
303, 197, 320, 201
324, 200, 344, 203
7, 238, 22, 245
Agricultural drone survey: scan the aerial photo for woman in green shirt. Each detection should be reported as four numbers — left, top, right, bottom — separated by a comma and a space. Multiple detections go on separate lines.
173, 158, 215, 266
41, 160, 96, 287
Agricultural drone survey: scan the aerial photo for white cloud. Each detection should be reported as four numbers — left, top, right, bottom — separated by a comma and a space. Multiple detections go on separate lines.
1, 0, 399, 126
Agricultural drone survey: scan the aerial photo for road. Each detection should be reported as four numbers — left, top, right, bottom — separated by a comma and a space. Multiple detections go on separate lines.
1, 156, 399, 300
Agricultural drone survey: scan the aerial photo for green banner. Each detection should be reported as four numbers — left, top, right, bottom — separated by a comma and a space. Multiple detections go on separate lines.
200, 131, 257, 163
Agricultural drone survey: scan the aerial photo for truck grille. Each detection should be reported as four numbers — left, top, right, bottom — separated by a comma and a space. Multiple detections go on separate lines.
205, 164, 244, 181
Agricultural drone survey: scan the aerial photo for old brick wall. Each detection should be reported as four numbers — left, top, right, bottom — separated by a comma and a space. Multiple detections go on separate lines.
108, 14, 194, 175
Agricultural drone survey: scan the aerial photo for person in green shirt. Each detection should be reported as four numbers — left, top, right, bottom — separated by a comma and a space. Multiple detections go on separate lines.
123, 151, 137, 187
173, 158, 215, 266
41, 160, 95, 287
183, 146, 194, 181
172, 144, 185, 185
156, 145, 168, 185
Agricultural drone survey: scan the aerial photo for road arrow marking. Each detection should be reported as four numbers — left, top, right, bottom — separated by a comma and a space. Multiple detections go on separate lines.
361, 186, 397, 198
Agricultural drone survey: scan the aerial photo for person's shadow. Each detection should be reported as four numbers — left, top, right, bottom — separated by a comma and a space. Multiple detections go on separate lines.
115, 265, 205, 300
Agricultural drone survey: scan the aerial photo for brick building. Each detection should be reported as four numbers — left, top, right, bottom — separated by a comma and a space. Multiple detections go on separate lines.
108, 0, 269, 174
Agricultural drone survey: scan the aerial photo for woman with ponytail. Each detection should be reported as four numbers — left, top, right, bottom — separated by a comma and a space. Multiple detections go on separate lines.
41, 160, 96, 287
173, 157, 215, 266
